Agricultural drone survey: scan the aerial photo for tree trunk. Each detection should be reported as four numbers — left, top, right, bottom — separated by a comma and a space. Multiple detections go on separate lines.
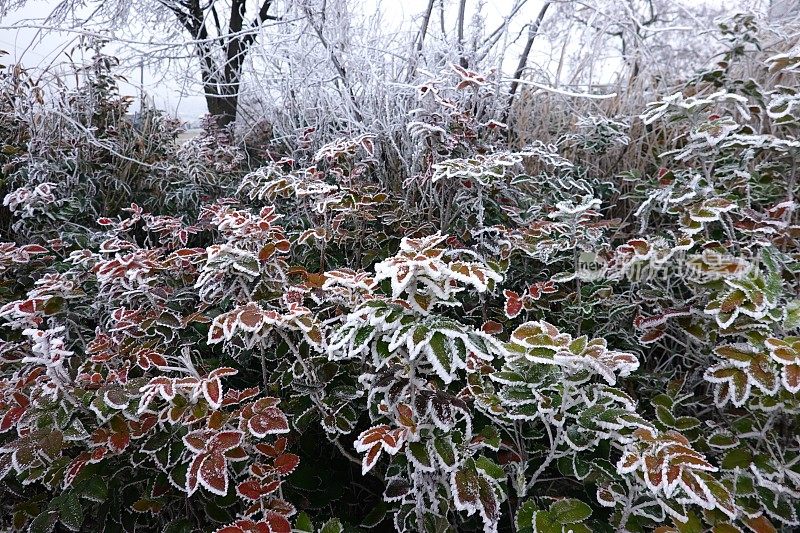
205, 91, 239, 127
172, 0, 274, 129
457, 0, 468, 68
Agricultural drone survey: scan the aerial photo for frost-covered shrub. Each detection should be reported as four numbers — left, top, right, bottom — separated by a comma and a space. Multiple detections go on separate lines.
0, 44, 244, 244
1, 15, 800, 533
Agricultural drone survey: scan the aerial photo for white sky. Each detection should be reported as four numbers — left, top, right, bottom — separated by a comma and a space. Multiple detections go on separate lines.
0, 0, 548, 122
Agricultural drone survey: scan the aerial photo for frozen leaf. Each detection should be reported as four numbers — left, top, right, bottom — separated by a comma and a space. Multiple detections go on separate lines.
57, 492, 83, 531
360, 501, 387, 528
406, 441, 433, 472
452, 464, 480, 512
433, 435, 457, 471
550, 498, 592, 524
319, 518, 343, 533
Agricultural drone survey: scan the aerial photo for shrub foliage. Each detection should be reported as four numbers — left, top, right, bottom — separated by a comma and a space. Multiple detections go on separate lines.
1, 16, 800, 533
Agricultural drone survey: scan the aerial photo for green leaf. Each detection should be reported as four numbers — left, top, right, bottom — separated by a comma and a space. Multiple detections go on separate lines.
515, 500, 538, 532
721, 447, 752, 470
590, 459, 617, 480
361, 502, 388, 528
205, 501, 231, 524
375, 339, 390, 359
294, 406, 317, 432
43, 296, 64, 315
708, 431, 738, 449
354, 325, 375, 349
557, 455, 591, 480
785, 300, 800, 330
757, 487, 796, 523
500, 386, 537, 404
141, 431, 171, 453
569, 335, 588, 355
651, 393, 674, 408
57, 492, 83, 532
428, 332, 454, 382
233, 254, 260, 277
533, 510, 561, 533
433, 435, 456, 469
492, 371, 525, 385
163, 519, 192, 533
549, 498, 592, 524
475, 456, 504, 480
412, 325, 430, 345
655, 405, 676, 427
407, 441, 432, 470
596, 408, 629, 426
674, 416, 701, 430
761, 248, 782, 292
577, 404, 606, 430
320, 518, 343, 533
77, 476, 108, 503
675, 510, 703, 533
294, 512, 314, 532
478, 426, 501, 450
558, 456, 577, 478
28, 511, 57, 533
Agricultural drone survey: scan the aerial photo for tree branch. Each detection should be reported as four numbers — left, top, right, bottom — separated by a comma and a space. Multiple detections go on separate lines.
508, 1, 551, 100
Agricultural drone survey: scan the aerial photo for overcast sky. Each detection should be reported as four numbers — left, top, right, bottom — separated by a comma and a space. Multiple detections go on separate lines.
1, 1, 550, 122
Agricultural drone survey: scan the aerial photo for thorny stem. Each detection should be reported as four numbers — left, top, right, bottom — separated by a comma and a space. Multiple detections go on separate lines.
617, 481, 636, 532
276, 329, 330, 420
334, 436, 373, 475
526, 380, 571, 492
277, 328, 315, 381
571, 214, 582, 335
526, 425, 563, 492
260, 349, 269, 390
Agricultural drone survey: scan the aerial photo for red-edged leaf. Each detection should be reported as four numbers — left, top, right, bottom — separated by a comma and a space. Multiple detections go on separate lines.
21, 244, 48, 253
362, 444, 382, 475
745, 515, 777, 533
482, 320, 503, 334
212, 431, 244, 452
265, 512, 291, 533
199, 453, 228, 496
203, 378, 223, 409
183, 431, 211, 453
237, 480, 263, 501
639, 328, 666, 345
186, 454, 203, 495
109, 431, 130, 452
64, 454, 90, 487
248, 409, 289, 437
504, 290, 523, 318
0, 406, 25, 432
274, 453, 299, 475
224, 446, 249, 462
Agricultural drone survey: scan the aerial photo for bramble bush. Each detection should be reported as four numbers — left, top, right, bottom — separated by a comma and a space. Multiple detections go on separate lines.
1, 15, 800, 533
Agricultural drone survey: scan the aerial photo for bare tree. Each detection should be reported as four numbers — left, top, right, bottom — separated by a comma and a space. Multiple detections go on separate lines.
0, 0, 281, 126
541, 0, 727, 88
167, 0, 278, 126
508, 1, 551, 101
